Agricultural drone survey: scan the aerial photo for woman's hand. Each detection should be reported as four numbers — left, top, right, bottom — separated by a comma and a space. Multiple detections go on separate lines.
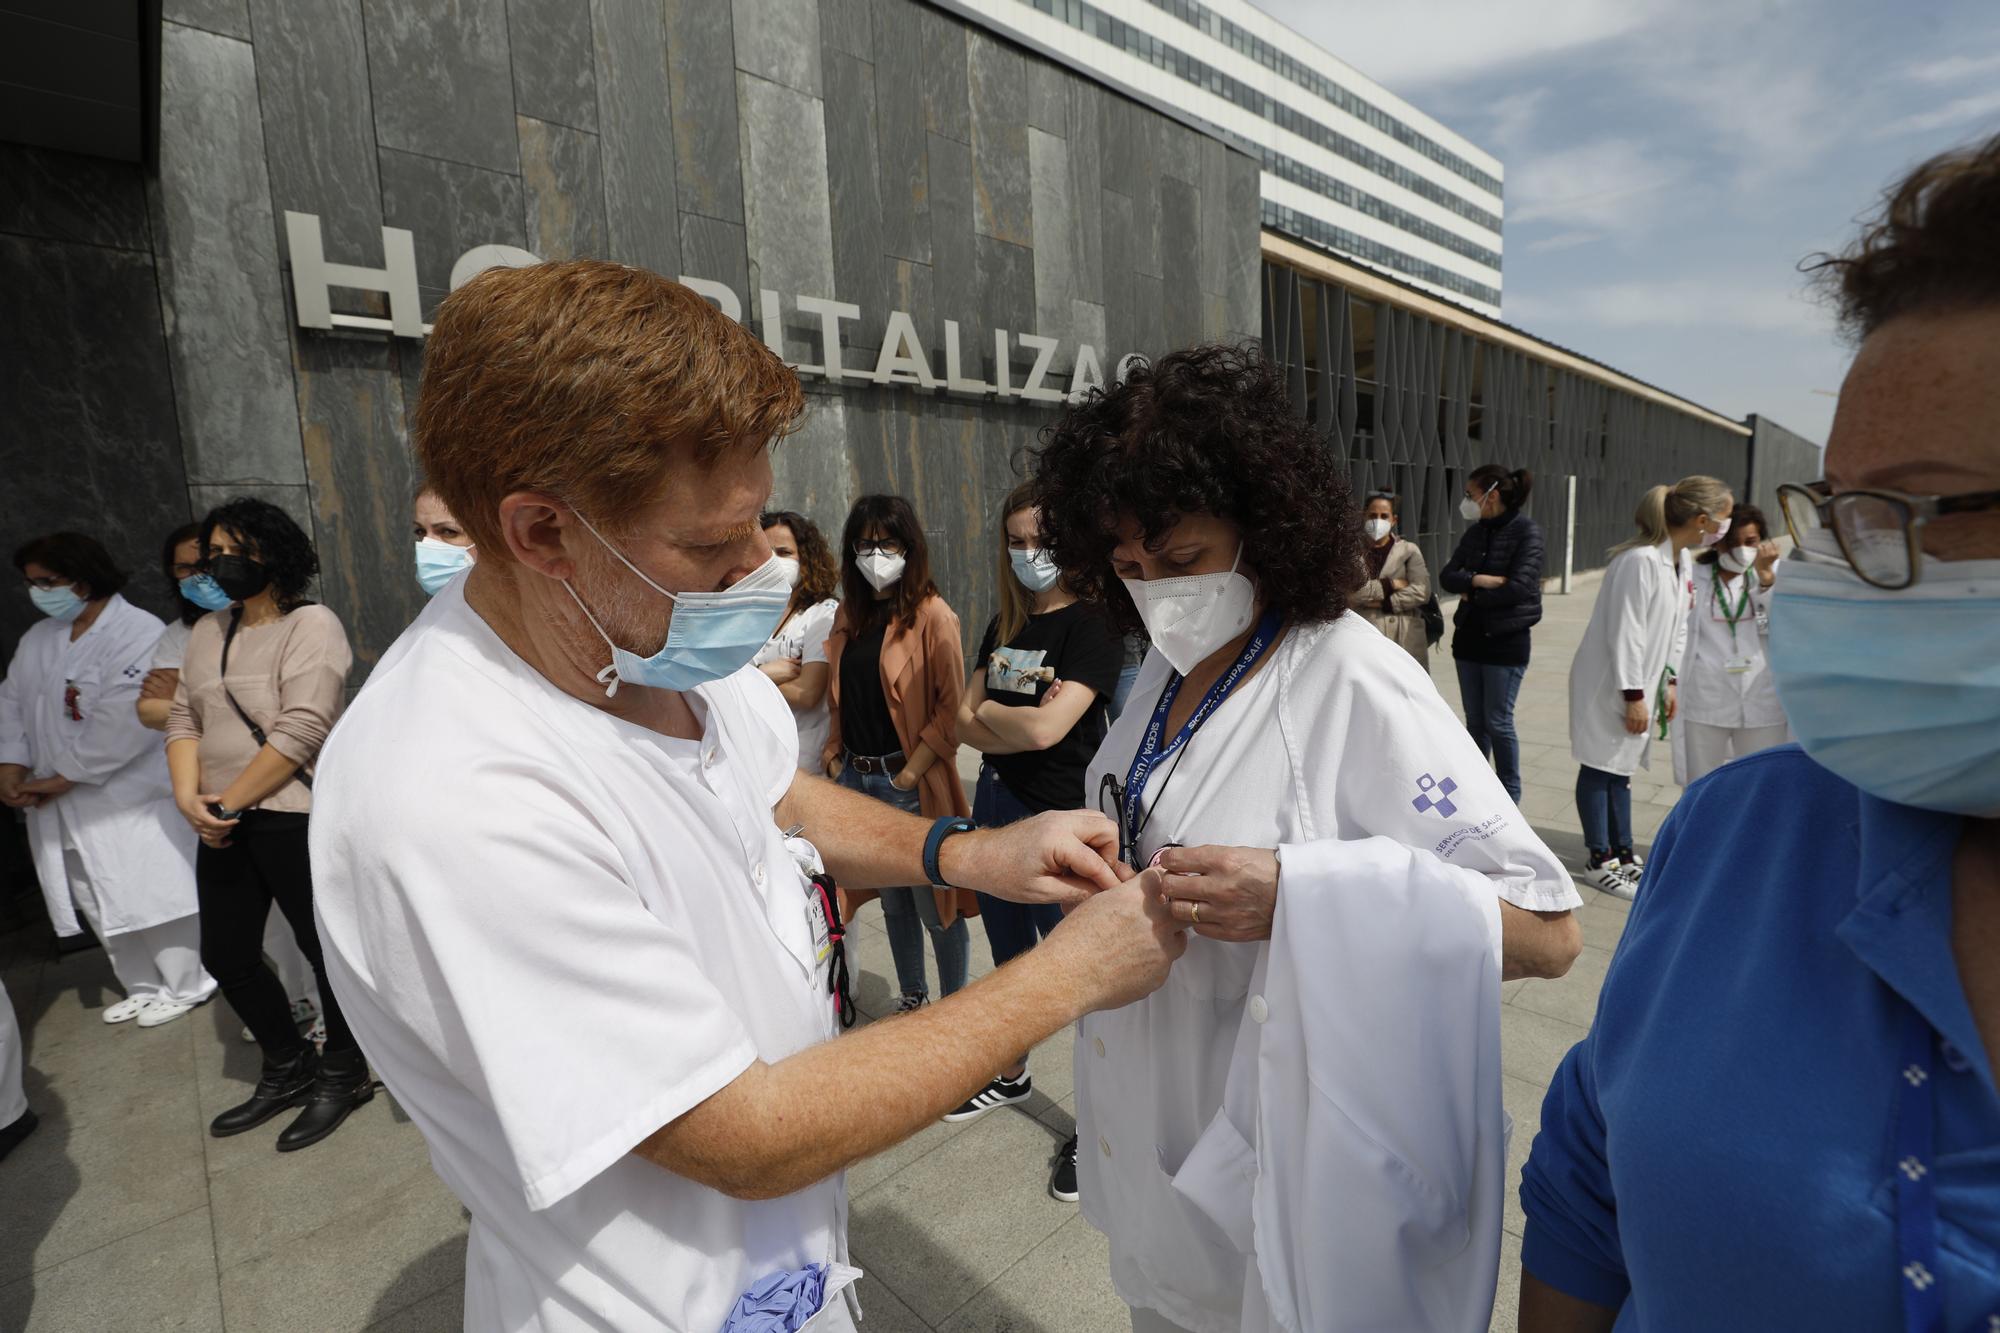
19, 774, 75, 801
1471, 573, 1507, 590
0, 764, 41, 809
1387, 577, 1408, 593
139, 668, 179, 701
759, 657, 803, 685
890, 768, 918, 792
1665, 682, 1678, 722
1623, 698, 1650, 735
178, 792, 239, 847
1152, 844, 1279, 942
824, 753, 844, 780
1754, 540, 1781, 583
1037, 679, 1066, 707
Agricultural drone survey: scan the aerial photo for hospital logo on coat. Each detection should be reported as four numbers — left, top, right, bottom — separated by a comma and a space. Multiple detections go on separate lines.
1411, 774, 1459, 819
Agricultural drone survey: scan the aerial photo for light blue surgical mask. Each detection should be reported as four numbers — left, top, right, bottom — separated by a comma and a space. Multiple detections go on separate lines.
179, 573, 234, 612
415, 538, 474, 597
1009, 547, 1061, 593
1767, 541, 2000, 816
562, 514, 792, 697
29, 584, 86, 622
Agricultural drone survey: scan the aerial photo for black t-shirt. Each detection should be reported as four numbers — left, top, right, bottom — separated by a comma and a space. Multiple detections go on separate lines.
838, 617, 901, 758
975, 601, 1124, 813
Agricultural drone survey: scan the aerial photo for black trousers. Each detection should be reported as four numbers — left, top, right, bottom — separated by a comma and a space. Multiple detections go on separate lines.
195, 811, 357, 1060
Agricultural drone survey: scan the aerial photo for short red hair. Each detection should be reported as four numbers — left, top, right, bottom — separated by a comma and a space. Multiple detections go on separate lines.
415, 260, 804, 553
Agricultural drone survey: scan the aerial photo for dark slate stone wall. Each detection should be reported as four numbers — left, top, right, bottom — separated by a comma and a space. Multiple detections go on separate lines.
1, 0, 1261, 669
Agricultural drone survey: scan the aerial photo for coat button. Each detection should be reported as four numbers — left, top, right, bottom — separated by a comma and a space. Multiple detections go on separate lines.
753, 863, 767, 888
1093, 1037, 1105, 1058
703, 747, 717, 768
1099, 1135, 1112, 1158
1248, 995, 1269, 1024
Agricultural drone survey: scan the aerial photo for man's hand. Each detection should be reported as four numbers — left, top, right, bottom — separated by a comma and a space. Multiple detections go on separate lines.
940, 809, 1131, 908
1623, 698, 1649, 735
1042, 869, 1186, 1011
19, 774, 76, 801
759, 657, 802, 686
178, 793, 239, 847
1154, 844, 1279, 942
0, 764, 34, 809
139, 668, 179, 701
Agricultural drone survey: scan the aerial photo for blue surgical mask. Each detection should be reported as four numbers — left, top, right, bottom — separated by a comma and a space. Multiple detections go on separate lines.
179, 573, 235, 612
29, 584, 86, 622
1767, 542, 2000, 817
1010, 547, 1061, 593
562, 514, 792, 697
415, 538, 474, 597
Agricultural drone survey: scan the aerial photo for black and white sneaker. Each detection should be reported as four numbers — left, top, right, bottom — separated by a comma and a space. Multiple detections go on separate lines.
1577, 852, 1631, 896
895, 992, 928, 1015
1049, 1135, 1079, 1202
944, 1073, 1033, 1122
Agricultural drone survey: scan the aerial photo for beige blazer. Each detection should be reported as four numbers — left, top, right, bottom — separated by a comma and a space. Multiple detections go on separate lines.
1350, 539, 1432, 668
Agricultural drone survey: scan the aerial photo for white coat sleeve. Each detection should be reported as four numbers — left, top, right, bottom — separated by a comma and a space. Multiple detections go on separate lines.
1603, 552, 1655, 694
51, 618, 164, 783
1667, 562, 1691, 681
0, 639, 29, 768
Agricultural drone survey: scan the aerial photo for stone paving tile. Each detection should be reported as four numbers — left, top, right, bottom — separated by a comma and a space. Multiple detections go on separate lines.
0, 1206, 223, 1333
937, 1213, 1128, 1332
1501, 1005, 1594, 1090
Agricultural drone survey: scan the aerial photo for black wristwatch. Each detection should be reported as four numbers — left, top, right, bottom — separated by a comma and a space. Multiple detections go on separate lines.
923, 816, 977, 888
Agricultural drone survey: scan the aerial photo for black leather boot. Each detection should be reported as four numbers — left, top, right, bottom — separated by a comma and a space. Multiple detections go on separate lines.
275, 1047, 374, 1152
210, 1048, 317, 1137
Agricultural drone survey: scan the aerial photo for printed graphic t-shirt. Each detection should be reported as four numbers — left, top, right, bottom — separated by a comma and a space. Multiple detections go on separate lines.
975, 601, 1123, 814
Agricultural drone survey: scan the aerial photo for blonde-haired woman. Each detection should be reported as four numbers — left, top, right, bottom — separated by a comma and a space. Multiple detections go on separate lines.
1567, 476, 1734, 897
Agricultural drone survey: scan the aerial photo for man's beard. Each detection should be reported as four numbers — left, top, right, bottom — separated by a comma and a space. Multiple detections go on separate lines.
558, 540, 675, 666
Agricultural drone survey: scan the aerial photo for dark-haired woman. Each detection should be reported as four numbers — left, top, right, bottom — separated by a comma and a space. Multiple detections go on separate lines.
1439, 465, 1545, 803
823, 495, 975, 1011
753, 510, 842, 770
1675, 503, 1789, 785
1349, 490, 1432, 668
165, 498, 367, 1151
1, 532, 213, 1027
956, 481, 1123, 1193
1034, 344, 1581, 1331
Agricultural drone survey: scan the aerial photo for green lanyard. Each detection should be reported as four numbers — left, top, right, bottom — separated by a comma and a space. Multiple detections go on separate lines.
1712, 569, 1752, 647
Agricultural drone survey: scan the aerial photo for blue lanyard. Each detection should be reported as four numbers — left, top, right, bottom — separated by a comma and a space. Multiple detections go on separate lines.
1893, 1005, 2000, 1333
1120, 607, 1282, 857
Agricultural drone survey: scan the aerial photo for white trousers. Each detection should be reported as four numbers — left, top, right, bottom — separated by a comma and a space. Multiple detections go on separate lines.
0, 979, 26, 1126
262, 904, 317, 1006
65, 849, 215, 1005
1682, 721, 1791, 785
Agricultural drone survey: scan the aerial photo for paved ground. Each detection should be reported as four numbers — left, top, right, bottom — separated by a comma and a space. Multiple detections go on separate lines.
0, 570, 1665, 1332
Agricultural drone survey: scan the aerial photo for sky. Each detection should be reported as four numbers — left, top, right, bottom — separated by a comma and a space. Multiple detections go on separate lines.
1252, 0, 2000, 445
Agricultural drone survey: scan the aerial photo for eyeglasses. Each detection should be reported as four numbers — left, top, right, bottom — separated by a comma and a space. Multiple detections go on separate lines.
1776, 480, 2000, 590
22, 575, 71, 592
853, 539, 905, 558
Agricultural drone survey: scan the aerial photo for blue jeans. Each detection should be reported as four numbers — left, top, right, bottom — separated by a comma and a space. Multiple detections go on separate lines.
1575, 765, 1633, 856
971, 766, 1065, 968
837, 761, 970, 1000
1456, 661, 1527, 802
1108, 661, 1144, 724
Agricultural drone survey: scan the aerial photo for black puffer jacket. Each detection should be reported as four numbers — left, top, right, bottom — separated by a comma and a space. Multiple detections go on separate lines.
1440, 509, 1546, 642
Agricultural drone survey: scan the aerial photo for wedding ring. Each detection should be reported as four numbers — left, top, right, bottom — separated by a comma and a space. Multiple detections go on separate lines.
1190, 901, 1200, 924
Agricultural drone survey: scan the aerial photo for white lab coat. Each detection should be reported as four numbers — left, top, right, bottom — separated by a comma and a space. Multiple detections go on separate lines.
0, 596, 200, 937
1077, 614, 1577, 1332
1568, 541, 1690, 777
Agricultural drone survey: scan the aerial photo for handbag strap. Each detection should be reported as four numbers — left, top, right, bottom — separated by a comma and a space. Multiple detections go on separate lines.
220, 610, 312, 791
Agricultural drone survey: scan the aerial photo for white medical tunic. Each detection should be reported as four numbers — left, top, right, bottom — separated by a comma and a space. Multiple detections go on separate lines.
311, 583, 851, 1333
1567, 540, 1691, 777
1078, 614, 1577, 1332
1678, 563, 1785, 730
751, 597, 839, 771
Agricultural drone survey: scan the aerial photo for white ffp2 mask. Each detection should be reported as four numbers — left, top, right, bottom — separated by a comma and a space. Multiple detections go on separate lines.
1121, 545, 1256, 676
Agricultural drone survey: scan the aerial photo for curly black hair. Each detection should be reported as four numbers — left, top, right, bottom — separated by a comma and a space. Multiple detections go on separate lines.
197, 496, 319, 611
1805, 131, 2000, 341
1029, 342, 1363, 635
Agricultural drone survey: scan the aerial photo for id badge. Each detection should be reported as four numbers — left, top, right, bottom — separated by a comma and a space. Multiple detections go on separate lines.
1724, 654, 1757, 675
804, 885, 834, 965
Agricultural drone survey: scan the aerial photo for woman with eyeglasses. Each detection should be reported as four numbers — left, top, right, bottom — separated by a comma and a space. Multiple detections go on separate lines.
1673, 503, 1790, 785
1034, 343, 1581, 1333
954, 480, 1124, 1197
165, 497, 368, 1151
752, 510, 842, 771
1, 531, 213, 1028
1565, 475, 1733, 898
1439, 464, 1544, 801
1518, 133, 2000, 1333
822, 495, 975, 1012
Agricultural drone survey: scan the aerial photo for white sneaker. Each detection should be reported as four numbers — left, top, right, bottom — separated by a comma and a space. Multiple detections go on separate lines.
103, 995, 152, 1024
1576, 859, 1629, 895
1601, 864, 1641, 902
137, 998, 199, 1028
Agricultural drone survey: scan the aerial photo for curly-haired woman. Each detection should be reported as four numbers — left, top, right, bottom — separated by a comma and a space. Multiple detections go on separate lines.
166, 497, 367, 1151
1033, 342, 1581, 1332
1517, 132, 2000, 1333
752, 510, 842, 770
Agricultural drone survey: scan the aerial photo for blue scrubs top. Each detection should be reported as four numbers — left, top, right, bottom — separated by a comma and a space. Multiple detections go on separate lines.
1520, 745, 2000, 1329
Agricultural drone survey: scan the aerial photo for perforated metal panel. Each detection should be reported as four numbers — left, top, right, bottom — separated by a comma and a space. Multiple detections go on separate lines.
1260, 261, 1754, 578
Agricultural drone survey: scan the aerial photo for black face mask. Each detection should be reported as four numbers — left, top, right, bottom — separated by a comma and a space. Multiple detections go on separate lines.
207, 554, 270, 602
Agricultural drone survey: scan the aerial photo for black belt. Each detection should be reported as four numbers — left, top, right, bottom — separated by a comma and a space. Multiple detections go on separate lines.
844, 750, 904, 775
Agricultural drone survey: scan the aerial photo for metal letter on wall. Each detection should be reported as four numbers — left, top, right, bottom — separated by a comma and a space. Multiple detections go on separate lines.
284, 210, 425, 338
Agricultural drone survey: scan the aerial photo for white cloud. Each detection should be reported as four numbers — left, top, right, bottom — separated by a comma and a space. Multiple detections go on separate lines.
1523, 230, 1603, 254
1506, 279, 1832, 338
1900, 50, 2000, 83
1504, 138, 1680, 231
1875, 89, 2000, 138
